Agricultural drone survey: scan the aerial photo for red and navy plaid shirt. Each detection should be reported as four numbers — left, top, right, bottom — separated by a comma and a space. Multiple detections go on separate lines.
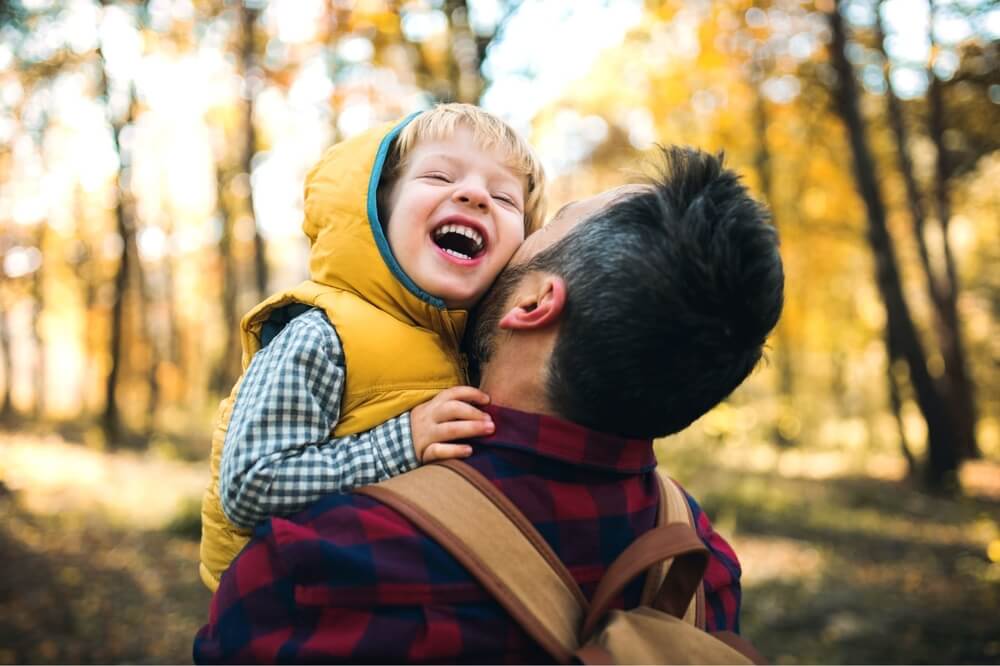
194, 405, 741, 663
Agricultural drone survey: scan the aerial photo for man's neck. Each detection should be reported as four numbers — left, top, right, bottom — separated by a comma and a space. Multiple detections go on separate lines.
478, 359, 555, 418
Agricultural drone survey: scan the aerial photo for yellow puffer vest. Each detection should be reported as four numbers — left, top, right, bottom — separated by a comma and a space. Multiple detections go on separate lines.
199, 115, 468, 591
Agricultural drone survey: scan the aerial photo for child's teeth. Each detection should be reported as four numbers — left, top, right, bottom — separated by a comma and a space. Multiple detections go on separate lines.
435, 224, 484, 250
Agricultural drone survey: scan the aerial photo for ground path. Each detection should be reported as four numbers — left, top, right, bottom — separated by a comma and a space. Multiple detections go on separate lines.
1, 430, 998, 663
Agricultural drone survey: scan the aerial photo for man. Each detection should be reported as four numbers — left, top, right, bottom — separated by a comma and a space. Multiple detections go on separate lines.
194, 146, 784, 664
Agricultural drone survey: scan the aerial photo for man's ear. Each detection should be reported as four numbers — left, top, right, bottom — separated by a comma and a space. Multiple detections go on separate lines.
498, 274, 566, 331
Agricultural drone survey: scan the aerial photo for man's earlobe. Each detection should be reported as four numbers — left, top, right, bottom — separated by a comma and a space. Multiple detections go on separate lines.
499, 275, 566, 331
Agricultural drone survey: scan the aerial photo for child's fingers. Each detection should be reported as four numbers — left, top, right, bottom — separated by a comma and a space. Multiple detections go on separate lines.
433, 418, 495, 443
436, 399, 492, 423
421, 442, 474, 463
436, 385, 491, 407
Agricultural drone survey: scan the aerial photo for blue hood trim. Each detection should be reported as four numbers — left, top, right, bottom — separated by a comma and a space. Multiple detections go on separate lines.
366, 111, 446, 310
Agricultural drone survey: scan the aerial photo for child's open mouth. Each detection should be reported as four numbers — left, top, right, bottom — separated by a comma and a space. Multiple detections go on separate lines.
432, 222, 486, 261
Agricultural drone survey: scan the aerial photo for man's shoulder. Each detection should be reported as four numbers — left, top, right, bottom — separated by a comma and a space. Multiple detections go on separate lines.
240, 487, 481, 593
253, 489, 429, 557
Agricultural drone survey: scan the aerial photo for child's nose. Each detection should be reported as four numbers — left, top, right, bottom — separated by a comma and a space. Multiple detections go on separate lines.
453, 184, 490, 212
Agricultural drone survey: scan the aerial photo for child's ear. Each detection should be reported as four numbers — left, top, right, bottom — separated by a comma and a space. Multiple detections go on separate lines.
499, 274, 566, 331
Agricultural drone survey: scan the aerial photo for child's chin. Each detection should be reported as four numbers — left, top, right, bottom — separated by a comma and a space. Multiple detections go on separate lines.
442, 292, 481, 310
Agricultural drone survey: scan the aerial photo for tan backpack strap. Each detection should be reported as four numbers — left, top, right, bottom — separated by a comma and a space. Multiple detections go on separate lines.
574, 643, 615, 665
710, 630, 769, 664
355, 460, 586, 664
580, 522, 708, 641
640, 468, 706, 628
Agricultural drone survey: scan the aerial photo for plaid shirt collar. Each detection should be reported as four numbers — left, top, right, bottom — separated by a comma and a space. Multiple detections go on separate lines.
477, 404, 658, 474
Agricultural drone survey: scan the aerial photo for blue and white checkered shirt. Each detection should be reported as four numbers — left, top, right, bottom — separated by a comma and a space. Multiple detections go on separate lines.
219, 308, 419, 529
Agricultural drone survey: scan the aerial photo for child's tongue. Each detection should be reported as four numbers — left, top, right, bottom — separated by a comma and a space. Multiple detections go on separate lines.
433, 226, 484, 259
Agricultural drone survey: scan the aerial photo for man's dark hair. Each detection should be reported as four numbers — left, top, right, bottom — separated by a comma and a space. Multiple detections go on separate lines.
470, 146, 784, 439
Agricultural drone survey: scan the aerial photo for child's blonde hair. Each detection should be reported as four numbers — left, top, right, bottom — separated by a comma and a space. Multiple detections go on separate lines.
379, 103, 546, 233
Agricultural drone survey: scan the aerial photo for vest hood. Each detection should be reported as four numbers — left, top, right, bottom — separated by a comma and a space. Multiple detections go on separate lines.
204, 116, 472, 592
301, 114, 467, 342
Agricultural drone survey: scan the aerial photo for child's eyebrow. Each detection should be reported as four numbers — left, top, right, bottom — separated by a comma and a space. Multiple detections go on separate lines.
419, 152, 461, 165
417, 153, 474, 169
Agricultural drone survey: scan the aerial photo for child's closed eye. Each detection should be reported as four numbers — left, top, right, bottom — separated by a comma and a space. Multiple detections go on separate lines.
422, 172, 452, 182
492, 193, 520, 208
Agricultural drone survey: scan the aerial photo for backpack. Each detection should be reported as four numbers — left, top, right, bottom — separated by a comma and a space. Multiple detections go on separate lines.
356, 460, 765, 665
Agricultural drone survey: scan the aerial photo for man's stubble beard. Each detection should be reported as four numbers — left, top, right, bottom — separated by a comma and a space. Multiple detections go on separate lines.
466, 263, 529, 384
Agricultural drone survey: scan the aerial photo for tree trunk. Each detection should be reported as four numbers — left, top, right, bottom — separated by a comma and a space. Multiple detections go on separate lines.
239, 2, 268, 301
406, 0, 510, 103
212, 165, 244, 394
827, 2, 957, 491
210, 3, 264, 394
103, 170, 129, 445
444, 0, 484, 103
461, 0, 520, 100
72, 185, 102, 419
98, 56, 147, 446
0, 292, 15, 423
875, 0, 979, 465
30, 224, 46, 420
925, 0, 979, 460
873, 5, 940, 308
161, 214, 183, 401
750, 59, 796, 447
886, 333, 918, 479
142, 271, 161, 439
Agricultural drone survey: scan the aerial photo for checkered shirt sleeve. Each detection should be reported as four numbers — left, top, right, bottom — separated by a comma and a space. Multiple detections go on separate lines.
219, 308, 419, 529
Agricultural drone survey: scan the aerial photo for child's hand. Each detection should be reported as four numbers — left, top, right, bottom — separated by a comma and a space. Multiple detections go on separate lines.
410, 386, 493, 463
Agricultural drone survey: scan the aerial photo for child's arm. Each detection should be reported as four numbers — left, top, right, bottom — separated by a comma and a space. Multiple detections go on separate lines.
219, 308, 411, 528
219, 308, 490, 529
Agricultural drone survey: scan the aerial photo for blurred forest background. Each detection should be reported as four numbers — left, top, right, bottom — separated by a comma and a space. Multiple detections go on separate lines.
0, 0, 998, 663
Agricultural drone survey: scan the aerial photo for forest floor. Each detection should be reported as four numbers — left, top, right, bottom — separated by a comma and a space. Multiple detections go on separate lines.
1, 428, 998, 664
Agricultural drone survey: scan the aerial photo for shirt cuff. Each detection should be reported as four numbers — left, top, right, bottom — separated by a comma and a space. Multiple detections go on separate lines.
375, 411, 420, 477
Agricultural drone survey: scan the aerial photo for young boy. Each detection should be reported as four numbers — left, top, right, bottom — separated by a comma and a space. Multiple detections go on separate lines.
198, 104, 546, 591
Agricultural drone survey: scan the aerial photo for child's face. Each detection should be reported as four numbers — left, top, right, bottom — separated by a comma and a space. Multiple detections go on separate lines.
385, 126, 527, 310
